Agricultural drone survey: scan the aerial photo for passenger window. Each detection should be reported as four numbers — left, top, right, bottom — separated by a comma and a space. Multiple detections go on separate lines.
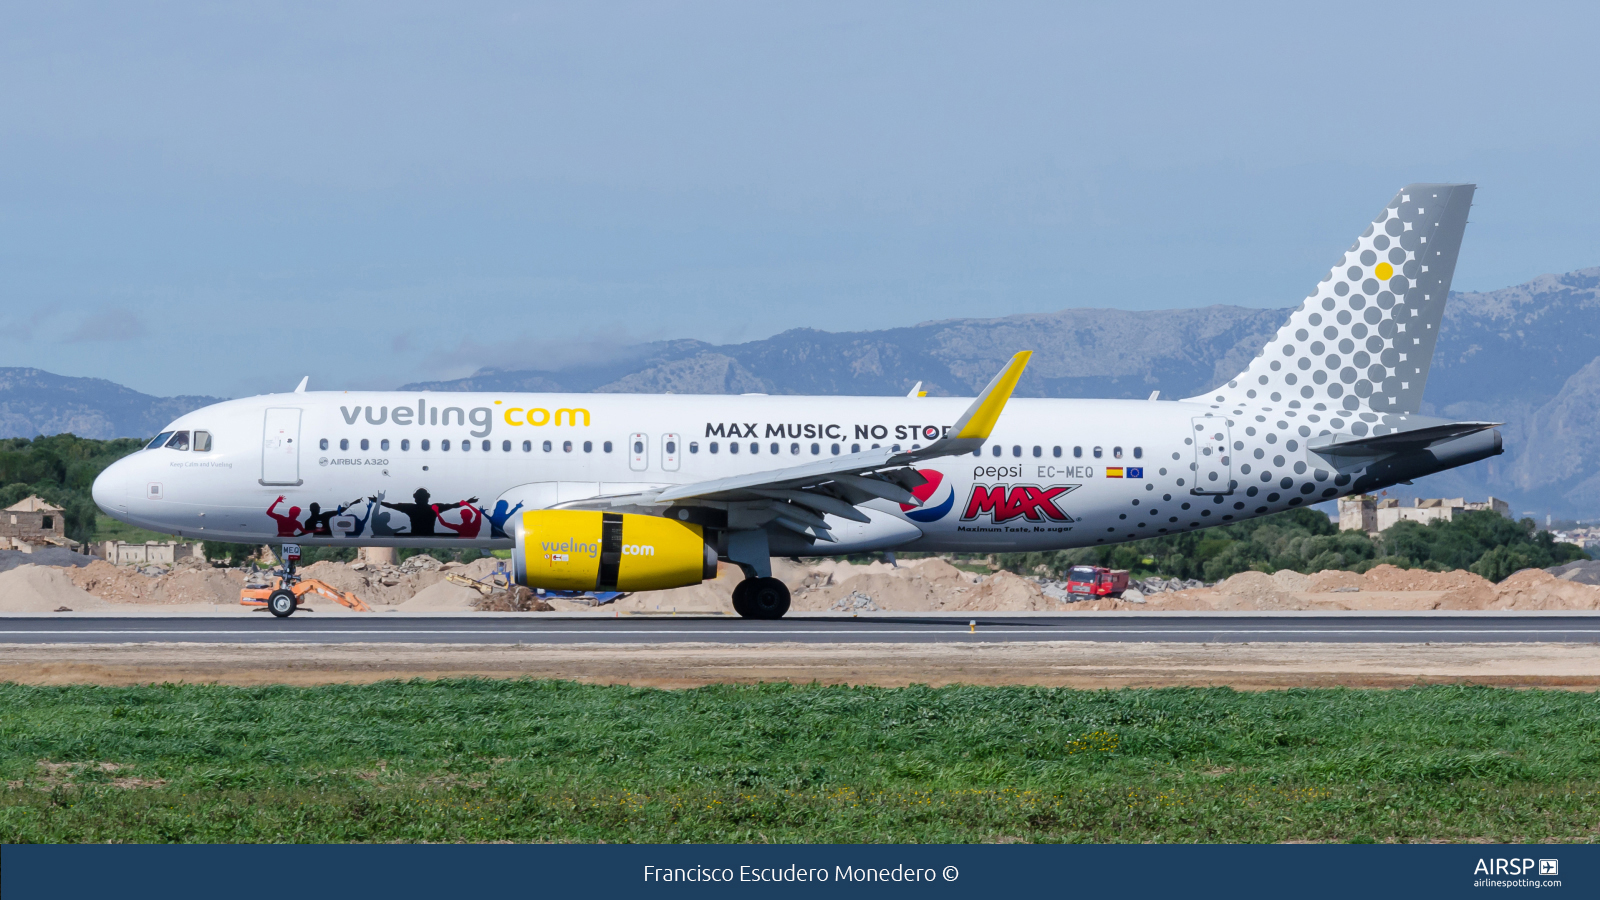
361, 439, 370, 451
442, 439, 451, 451
543, 441, 552, 452
1114, 446, 1123, 458
166, 431, 190, 450
1053, 446, 1062, 458
502, 440, 510, 452
421, 439, 430, 451
851, 443, 860, 453
689, 442, 699, 454
634, 440, 644, 454
1074, 446, 1083, 458
563, 441, 573, 452
811, 443, 820, 455
831, 443, 840, 455
461, 440, 470, 451
1032, 446, 1041, 457
604, 441, 614, 453
193, 431, 212, 452
893, 444, 902, 452
1093, 446, 1103, 458
1134, 446, 1143, 459
340, 439, 349, 451
729, 442, 739, 454
667, 440, 678, 454
752, 443, 760, 454
791, 443, 800, 455
320, 438, 329, 450
522, 440, 531, 452
992, 445, 1001, 457
770, 442, 780, 454
401, 439, 410, 451
483, 440, 492, 451
710, 442, 720, 454
583, 441, 593, 453
381, 439, 390, 451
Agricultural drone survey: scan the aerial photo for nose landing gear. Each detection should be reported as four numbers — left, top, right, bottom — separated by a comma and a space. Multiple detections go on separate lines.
267, 589, 297, 618
731, 577, 790, 619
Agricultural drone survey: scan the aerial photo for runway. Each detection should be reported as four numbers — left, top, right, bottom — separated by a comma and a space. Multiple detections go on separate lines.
3, 614, 1599, 644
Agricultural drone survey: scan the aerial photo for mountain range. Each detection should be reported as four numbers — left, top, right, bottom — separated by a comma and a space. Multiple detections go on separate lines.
6, 267, 1597, 516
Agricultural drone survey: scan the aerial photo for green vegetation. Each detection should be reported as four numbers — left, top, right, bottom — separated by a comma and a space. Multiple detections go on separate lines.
92, 513, 179, 546
0, 435, 148, 542
996, 508, 1588, 584
1, 681, 1597, 843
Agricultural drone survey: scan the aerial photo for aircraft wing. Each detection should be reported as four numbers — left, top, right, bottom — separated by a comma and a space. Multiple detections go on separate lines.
556, 351, 1032, 541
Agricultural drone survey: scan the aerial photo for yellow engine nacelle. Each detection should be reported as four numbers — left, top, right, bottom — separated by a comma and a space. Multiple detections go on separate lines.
512, 509, 717, 592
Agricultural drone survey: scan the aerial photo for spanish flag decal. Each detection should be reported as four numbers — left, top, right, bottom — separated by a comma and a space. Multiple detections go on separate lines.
1106, 467, 1124, 478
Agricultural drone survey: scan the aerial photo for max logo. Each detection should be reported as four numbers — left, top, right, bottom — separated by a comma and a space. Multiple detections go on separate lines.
962, 484, 1079, 524
899, 469, 955, 523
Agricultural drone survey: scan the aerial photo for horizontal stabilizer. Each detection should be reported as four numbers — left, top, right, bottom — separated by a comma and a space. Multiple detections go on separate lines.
1308, 421, 1499, 458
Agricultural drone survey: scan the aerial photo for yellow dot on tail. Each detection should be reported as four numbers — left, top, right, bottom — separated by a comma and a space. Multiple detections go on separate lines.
1375, 262, 1394, 279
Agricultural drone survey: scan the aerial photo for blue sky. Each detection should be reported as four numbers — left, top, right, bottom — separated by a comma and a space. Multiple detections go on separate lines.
3, 2, 1598, 397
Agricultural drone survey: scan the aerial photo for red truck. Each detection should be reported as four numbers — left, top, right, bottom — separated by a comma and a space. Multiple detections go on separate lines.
1065, 565, 1130, 601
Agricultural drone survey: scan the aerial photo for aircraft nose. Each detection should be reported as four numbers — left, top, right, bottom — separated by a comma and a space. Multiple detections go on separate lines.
92, 458, 130, 514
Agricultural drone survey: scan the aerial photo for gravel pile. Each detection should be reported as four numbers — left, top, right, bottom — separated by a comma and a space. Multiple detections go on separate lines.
0, 548, 95, 575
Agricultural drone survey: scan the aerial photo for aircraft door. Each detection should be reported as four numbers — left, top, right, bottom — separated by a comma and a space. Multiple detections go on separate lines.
629, 433, 649, 472
661, 433, 681, 471
1189, 416, 1233, 495
261, 408, 303, 486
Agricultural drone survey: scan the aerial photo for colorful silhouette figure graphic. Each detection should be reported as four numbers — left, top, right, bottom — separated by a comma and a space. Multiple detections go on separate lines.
377, 489, 477, 537
436, 504, 482, 538
266, 496, 304, 537
367, 491, 407, 536
331, 499, 374, 538
302, 499, 361, 536
479, 499, 524, 539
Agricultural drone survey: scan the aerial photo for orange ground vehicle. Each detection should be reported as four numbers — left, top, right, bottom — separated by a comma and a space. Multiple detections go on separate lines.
240, 554, 371, 617
1065, 565, 1130, 601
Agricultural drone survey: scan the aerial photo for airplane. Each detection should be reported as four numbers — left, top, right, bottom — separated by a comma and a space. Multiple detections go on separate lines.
92, 183, 1500, 618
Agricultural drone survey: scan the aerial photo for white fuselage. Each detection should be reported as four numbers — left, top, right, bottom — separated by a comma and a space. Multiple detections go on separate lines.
92, 390, 1354, 553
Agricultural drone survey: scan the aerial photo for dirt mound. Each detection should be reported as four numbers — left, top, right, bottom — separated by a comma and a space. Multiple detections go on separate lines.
398, 580, 482, 611
67, 559, 247, 605
1306, 569, 1365, 591
298, 559, 455, 606
790, 557, 1038, 611
1488, 568, 1600, 611
0, 565, 107, 613
1357, 564, 1496, 608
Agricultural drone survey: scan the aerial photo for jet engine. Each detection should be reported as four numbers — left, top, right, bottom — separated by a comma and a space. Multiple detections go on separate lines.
512, 509, 717, 592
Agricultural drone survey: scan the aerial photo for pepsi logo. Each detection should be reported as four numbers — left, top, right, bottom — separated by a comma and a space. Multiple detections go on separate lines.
901, 469, 955, 523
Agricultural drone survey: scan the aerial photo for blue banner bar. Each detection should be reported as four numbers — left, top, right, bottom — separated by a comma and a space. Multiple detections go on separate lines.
3, 843, 1591, 899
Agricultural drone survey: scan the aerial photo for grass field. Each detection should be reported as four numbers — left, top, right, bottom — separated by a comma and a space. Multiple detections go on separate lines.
2, 681, 1597, 843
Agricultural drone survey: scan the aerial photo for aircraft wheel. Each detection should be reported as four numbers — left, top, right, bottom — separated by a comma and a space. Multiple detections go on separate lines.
730, 580, 754, 618
268, 589, 298, 618
743, 577, 790, 620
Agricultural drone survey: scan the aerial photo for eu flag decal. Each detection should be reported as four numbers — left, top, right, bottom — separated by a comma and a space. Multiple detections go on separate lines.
1127, 467, 1143, 478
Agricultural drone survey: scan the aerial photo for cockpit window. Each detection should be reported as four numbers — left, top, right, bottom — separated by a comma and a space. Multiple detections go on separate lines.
193, 431, 212, 452
147, 432, 174, 450
165, 431, 190, 451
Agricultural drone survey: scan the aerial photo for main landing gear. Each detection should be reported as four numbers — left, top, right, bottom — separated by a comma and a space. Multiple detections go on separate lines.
731, 577, 790, 619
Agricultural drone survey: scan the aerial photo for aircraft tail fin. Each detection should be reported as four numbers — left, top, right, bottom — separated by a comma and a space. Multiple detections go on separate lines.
1187, 183, 1475, 419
